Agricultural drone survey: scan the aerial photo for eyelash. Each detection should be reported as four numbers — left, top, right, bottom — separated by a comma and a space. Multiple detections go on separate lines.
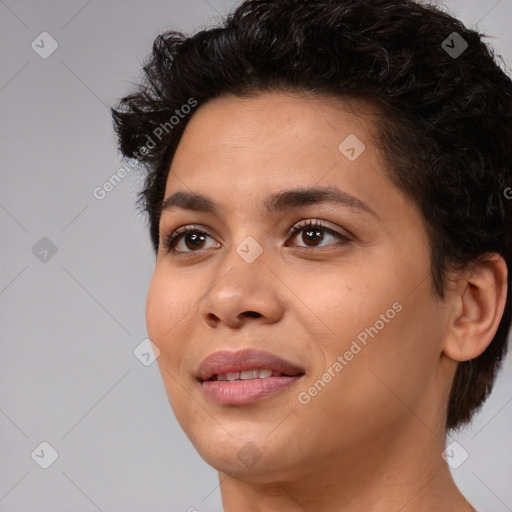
160, 220, 351, 255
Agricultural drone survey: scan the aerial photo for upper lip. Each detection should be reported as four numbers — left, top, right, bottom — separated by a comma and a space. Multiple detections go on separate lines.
197, 348, 305, 381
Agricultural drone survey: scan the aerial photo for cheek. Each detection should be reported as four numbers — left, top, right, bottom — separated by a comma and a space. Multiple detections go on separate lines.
385, 289, 446, 377
146, 269, 192, 343
145, 277, 169, 348
298, 296, 444, 449
146, 271, 200, 425
345, 280, 446, 418
284, 260, 392, 344
145, 269, 199, 379
294, 254, 441, 405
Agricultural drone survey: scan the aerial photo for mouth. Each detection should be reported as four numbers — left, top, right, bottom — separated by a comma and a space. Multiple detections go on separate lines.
206, 368, 302, 381
197, 348, 305, 405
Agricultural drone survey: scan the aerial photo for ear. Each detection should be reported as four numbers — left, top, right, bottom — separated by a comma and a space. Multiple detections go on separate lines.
443, 253, 508, 362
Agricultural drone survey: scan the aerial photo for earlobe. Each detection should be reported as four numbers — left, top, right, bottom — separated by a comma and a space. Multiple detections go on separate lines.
443, 254, 508, 362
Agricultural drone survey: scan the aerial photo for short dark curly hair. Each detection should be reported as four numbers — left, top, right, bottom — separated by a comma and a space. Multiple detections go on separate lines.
111, 0, 512, 430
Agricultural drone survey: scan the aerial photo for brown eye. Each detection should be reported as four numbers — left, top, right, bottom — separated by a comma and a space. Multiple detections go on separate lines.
300, 227, 327, 247
288, 220, 350, 249
181, 231, 207, 250
161, 226, 220, 253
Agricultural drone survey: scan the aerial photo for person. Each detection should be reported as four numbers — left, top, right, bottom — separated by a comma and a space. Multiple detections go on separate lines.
111, 0, 511, 509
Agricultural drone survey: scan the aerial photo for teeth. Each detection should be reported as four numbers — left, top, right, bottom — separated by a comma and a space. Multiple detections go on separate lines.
240, 369, 259, 380
214, 368, 281, 381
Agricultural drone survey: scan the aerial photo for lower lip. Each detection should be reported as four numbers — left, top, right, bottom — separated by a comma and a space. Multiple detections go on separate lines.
200, 376, 302, 405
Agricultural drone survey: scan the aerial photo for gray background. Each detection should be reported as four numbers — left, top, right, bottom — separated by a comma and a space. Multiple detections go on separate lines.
1, 0, 511, 511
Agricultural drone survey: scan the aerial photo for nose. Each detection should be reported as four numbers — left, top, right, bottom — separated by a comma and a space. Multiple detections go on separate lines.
197, 248, 285, 329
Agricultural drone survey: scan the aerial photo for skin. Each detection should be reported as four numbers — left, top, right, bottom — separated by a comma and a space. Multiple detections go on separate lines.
145, 92, 507, 511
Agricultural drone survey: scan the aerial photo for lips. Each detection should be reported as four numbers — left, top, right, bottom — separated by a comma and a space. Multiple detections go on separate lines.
197, 348, 305, 405
197, 348, 305, 382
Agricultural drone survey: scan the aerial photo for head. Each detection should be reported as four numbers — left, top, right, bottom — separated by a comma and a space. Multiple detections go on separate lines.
112, 0, 511, 478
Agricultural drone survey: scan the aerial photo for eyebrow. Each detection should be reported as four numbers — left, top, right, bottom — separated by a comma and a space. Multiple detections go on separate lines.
160, 186, 379, 219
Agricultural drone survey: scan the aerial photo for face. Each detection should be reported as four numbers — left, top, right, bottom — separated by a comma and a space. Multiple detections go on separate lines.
146, 92, 453, 482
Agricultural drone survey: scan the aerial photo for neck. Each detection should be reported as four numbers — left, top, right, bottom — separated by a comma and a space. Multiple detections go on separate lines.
218, 420, 473, 512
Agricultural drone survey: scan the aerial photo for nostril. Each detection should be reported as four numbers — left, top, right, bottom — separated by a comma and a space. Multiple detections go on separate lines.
241, 311, 261, 319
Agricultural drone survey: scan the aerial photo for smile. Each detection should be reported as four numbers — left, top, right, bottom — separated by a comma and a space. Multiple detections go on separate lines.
197, 349, 305, 405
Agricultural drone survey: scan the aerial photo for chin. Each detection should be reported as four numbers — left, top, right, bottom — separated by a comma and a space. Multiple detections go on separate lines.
191, 424, 293, 477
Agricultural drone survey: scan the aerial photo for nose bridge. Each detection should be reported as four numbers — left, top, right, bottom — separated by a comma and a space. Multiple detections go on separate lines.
234, 233, 265, 266
197, 231, 283, 327
213, 231, 267, 297
215, 204, 268, 274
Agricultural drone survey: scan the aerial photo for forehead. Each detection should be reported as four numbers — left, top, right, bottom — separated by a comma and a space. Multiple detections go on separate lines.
163, 92, 415, 223
172, 92, 379, 163
166, 93, 378, 185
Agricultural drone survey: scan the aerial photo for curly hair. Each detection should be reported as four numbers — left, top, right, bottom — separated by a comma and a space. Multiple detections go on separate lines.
111, 0, 512, 430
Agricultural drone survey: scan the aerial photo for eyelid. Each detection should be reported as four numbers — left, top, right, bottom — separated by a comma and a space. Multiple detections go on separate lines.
286, 218, 351, 240
160, 219, 351, 254
159, 223, 216, 253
